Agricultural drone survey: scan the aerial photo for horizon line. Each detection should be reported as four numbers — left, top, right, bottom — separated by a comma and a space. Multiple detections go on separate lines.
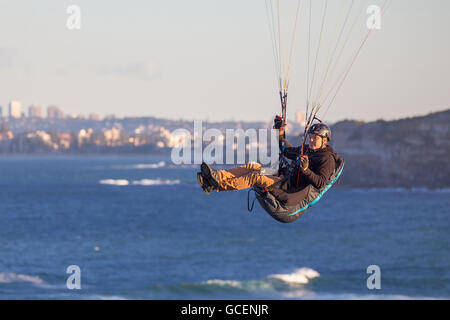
1, 107, 448, 125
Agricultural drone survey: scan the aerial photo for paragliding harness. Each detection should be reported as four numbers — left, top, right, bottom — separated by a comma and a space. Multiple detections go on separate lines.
247, 115, 345, 223
248, 155, 344, 223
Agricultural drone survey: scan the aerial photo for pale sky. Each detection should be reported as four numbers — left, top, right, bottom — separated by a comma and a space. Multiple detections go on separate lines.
0, 0, 449, 123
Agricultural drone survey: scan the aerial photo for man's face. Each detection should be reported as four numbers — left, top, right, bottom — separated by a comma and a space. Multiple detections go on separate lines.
308, 133, 325, 150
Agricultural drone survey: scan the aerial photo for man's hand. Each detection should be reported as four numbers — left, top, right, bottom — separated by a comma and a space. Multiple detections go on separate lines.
273, 115, 283, 130
299, 155, 309, 171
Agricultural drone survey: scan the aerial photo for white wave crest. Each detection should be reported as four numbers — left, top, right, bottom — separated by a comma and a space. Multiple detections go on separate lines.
200, 267, 320, 293
100, 178, 180, 186
132, 179, 180, 186
112, 161, 166, 170
268, 268, 320, 285
203, 279, 244, 289
99, 179, 130, 186
0, 272, 44, 285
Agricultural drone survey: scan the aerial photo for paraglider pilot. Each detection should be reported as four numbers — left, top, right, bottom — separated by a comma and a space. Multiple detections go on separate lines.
197, 117, 338, 206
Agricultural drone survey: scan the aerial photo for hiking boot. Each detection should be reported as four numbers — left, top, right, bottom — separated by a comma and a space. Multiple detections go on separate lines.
197, 172, 214, 195
200, 162, 220, 188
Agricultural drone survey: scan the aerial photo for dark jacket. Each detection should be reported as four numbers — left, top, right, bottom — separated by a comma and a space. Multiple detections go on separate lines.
271, 144, 337, 206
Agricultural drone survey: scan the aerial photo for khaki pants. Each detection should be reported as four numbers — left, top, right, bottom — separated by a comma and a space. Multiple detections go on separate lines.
217, 162, 279, 191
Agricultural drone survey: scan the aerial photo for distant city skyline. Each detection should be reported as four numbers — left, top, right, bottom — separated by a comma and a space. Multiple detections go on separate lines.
1, 97, 447, 124
0, 0, 449, 123
0, 99, 107, 120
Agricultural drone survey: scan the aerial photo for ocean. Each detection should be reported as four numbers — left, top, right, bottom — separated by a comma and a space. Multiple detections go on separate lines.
0, 156, 449, 300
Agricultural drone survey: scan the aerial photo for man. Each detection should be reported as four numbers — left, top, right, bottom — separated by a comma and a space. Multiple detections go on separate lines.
197, 120, 337, 206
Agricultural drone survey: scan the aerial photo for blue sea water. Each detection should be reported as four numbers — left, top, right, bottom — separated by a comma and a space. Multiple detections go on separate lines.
0, 156, 449, 300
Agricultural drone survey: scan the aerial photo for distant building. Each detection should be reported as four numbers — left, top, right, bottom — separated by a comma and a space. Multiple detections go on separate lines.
28, 104, 43, 118
47, 106, 65, 119
102, 128, 121, 146
89, 113, 101, 121
68, 113, 86, 120
55, 132, 72, 150
78, 128, 93, 146
9, 100, 22, 119
0, 106, 3, 117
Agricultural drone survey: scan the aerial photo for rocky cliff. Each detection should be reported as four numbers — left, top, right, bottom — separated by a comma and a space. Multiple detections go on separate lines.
330, 110, 450, 188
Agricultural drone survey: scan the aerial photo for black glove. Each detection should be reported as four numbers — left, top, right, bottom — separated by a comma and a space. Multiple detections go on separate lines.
273, 115, 283, 130
299, 155, 309, 171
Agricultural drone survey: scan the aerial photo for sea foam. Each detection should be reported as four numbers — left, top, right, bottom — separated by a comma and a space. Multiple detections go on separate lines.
203, 279, 244, 289
99, 179, 130, 186
199, 268, 320, 293
0, 272, 44, 285
132, 179, 181, 186
268, 268, 320, 285
99, 178, 180, 186
111, 161, 166, 170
